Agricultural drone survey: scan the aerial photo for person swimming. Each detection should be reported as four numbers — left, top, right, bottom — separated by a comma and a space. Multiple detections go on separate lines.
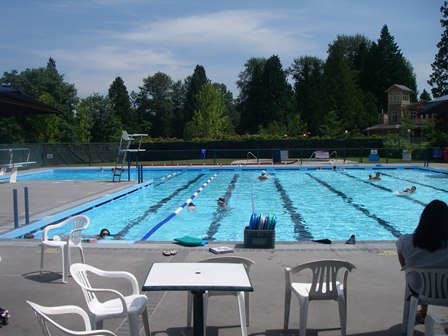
187, 202, 196, 211
258, 170, 268, 181
217, 196, 227, 208
369, 172, 381, 180
402, 186, 416, 194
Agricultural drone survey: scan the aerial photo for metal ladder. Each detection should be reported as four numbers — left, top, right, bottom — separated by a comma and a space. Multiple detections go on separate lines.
113, 131, 147, 182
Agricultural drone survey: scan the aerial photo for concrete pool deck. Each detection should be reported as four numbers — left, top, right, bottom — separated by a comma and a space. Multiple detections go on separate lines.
0, 163, 447, 335
1, 239, 444, 336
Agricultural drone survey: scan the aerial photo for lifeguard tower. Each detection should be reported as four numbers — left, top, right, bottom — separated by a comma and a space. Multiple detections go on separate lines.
112, 131, 148, 182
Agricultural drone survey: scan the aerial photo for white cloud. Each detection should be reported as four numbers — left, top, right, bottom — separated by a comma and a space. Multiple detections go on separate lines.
121, 10, 314, 55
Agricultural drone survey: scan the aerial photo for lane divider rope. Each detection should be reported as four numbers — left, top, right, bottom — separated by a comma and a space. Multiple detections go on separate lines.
140, 173, 219, 240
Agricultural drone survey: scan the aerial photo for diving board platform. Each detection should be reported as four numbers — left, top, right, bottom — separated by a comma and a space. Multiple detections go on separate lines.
0, 148, 36, 183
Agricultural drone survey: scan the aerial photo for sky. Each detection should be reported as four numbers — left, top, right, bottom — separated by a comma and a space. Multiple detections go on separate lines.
1, 0, 444, 99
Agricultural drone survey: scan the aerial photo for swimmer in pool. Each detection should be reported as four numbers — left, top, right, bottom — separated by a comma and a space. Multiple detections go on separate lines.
258, 170, 268, 181
217, 196, 227, 208
187, 202, 196, 211
369, 172, 381, 180
402, 186, 416, 194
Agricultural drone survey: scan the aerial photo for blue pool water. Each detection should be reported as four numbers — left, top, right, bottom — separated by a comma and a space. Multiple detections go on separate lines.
11, 167, 448, 242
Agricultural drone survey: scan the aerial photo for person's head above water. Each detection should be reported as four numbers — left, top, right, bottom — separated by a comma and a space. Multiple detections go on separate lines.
99, 228, 110, 238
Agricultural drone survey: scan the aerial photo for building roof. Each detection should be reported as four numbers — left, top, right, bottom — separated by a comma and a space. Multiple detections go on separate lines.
384, 84, 413, 93
363, 123, 401, 132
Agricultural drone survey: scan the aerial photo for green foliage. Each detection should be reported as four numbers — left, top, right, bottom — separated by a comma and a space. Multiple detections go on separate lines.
77, 94, 120, 142
183, 83, 234, 140
180, 65, 209, 137
429, 1, 448, 97
108, 77, 132, 132
289, 55, 324, 135
318, 111, 344, 138
139, 72, 175, 137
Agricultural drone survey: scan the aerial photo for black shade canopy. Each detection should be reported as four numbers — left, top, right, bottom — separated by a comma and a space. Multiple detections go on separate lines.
0, 87, 63, 117
418, 95, 448, 115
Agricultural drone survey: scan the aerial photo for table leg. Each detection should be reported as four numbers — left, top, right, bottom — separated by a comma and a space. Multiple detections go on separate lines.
192, 290, 205, 336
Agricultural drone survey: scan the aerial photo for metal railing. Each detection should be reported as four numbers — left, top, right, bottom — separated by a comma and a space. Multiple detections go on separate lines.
246, 151, 259, 164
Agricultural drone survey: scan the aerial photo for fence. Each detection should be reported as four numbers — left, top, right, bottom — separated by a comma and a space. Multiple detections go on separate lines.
0, 143, 443, 167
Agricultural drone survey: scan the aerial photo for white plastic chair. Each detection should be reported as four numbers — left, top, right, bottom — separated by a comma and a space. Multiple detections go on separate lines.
284, 259, 356, 336
70, 263, 150, 336
40, 215, 90, 283
425, 313, 448, 336
402, 268, 448, 336
27, 300, 117, 336
186, 256, 255, 336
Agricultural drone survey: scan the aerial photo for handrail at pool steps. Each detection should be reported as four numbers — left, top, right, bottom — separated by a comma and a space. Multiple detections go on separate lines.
0, 148, 36, 183
244, 213, 276, 248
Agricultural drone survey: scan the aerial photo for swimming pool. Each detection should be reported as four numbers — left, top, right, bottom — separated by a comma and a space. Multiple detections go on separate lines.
5, 166, 448, 242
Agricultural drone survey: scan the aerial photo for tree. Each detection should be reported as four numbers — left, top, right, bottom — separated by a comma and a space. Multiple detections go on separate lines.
363, 25, 417, 110
428, 1, 448, 97
0, 58, 78, 142
320, 41, 366, 134
259, 55, 294, 128
236, 57, 267, 134
289, 56, 324, 135
108, 77, 133, 132
184, 83, 233, 139
318, 110, 344, 138
78, 94, 120, 142
180, 65, 209, 137
139, 72, 175, 137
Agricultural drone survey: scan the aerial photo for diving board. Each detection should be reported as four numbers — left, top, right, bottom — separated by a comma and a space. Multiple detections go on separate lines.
0, 148, 35, 183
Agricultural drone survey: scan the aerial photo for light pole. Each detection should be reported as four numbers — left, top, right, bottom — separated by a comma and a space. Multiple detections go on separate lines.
344, 130, 348, 163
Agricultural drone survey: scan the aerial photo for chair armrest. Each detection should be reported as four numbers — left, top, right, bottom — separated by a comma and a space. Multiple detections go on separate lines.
82, 287, 129, 313
89, 269, 140, 295
41, 222, 68, 241
285, 267, 292, 288
27, 301, 116, 335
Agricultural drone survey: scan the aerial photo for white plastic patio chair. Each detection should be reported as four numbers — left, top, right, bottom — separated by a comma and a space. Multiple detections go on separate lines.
402, 268, 448, 336
70, 263, 150, 336
425, 313, 448, 336
186, 256, 255, 336
27, 300, 117, 336
284, 259, 356, 336
40, 215, 90, 283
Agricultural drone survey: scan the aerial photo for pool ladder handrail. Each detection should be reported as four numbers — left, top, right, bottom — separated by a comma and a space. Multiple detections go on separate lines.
308, 150, 338, 163
247, 152, 259, 164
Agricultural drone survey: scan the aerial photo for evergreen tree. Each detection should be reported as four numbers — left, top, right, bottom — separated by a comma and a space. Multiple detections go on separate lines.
140, 72, 175, 137
289, 56, 324, 135
428, 1, 448, 97
364, 25, 417, 110
318, 110, 344, 138
108, 77, 133, 132
180, 65, 209, 137
259, 55, 294, 128
236, 57, 266, 134
320, 42, 366, 134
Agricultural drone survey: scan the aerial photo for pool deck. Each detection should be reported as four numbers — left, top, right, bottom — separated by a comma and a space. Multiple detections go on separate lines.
0, 163, 447, 335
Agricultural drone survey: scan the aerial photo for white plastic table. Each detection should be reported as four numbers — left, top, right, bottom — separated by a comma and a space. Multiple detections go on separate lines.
142, 262, 253, 336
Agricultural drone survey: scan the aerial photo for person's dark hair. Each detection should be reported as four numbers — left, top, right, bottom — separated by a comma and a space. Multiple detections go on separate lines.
413, 200, 448, 251
99, 228, 110, 238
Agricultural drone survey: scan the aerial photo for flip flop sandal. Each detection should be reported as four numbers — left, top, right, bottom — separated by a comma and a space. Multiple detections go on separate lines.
162, 251, 171, 256
170, 250, 177, 255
